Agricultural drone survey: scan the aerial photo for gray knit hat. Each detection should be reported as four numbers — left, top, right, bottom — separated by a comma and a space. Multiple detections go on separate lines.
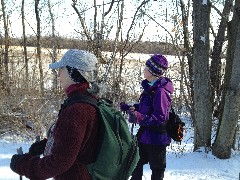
49, 49, 97, 82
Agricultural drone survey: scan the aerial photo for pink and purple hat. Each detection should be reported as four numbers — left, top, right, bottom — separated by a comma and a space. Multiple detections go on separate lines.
146, 54, 168, 76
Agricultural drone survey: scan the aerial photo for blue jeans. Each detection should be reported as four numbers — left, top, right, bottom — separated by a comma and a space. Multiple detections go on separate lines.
130, 143, 166, 180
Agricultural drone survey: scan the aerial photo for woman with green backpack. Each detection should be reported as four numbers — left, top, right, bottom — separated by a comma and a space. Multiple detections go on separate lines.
10, 49, 101, 180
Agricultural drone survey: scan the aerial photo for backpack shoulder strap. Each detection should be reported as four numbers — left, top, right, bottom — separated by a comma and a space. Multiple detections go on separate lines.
170, 105, 175, 113
64, 93, 98, 109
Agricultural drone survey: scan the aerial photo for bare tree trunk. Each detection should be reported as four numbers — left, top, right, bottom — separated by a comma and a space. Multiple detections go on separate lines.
212, 2, 240, 159
0, 50, 4, 94
192, 0, 212, 150
35, 0, 44, 95
210, 0, 233, 118
48, 0, 57, 90
1, 0, 10, 94
93, 0, 97, 53
180, 0, 194, 118
21, 0, 29, 88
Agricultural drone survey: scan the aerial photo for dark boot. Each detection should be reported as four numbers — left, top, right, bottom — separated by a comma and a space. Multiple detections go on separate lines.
130, 165, 143, 180
151, 170, 164, 180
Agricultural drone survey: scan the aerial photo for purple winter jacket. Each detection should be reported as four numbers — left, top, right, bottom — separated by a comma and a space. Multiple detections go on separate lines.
136, 77, 174, 145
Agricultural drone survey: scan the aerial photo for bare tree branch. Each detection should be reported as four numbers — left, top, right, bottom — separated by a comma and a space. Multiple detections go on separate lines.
72, 1, 92, 41
104, 0, 115, 17
122, 0, 150, 50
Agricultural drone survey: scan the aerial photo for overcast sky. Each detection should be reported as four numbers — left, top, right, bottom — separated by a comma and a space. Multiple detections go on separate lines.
1, 0, 225, 43
3, 0, 179, 41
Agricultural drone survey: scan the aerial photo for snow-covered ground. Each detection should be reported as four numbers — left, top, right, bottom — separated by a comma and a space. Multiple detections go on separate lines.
0, 117, 239, 180
1, 53, 239, 179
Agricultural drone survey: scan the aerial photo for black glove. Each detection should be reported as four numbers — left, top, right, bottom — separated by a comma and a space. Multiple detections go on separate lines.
10, 154, 22, 173
29, 138, 47, 156
120, 102, 131, 114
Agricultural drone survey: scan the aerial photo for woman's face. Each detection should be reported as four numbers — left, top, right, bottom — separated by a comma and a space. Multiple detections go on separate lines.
143, 66, 159, 82
58, 67, 75, 90
144, 66, 153, 80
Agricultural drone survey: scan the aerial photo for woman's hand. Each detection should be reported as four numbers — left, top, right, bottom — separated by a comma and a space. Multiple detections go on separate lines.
28, 138, 47, 156
127, 109, 143, 124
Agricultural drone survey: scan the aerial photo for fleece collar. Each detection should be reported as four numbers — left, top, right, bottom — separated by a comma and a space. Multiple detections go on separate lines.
65, 82, 90, 97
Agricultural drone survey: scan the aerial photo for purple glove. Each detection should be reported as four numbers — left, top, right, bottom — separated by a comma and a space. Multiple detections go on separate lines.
128, 110, 137, 123
120, 102, 131, 113
127, 110, 143, 124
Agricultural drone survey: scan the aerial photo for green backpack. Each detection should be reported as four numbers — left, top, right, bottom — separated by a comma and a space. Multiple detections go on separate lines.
64, 94, 140, 180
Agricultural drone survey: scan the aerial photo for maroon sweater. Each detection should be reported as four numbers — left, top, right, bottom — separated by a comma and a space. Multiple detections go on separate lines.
15, 83, 100, 180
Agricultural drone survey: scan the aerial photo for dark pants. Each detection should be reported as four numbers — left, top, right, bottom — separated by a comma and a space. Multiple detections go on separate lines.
130, 143, 167, 180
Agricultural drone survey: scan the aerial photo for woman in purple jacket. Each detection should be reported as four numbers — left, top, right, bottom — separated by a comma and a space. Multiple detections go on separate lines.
121, 54, 174, 180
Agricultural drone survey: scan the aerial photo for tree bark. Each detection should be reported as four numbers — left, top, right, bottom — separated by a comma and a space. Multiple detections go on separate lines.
210, 0, 233, 118
212, 1, 240, 159
192, 0, 212, 150
0, 49, 4, 94
180, 0, 194, 119
1, 0, 10, 94
48, 0, 57, 90
21, 0, 29, 88
35, 0, 44, 95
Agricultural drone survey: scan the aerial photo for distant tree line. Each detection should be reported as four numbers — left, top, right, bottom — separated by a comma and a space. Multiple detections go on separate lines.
1, 36, 181, 56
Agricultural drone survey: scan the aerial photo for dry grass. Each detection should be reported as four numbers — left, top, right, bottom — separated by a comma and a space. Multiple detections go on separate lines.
0, 46, 186, 140
0, 87, 63, 139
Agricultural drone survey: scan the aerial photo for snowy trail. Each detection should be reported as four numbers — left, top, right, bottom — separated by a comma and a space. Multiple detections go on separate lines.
1, 119, 239, 180
0, 139, 239, 180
